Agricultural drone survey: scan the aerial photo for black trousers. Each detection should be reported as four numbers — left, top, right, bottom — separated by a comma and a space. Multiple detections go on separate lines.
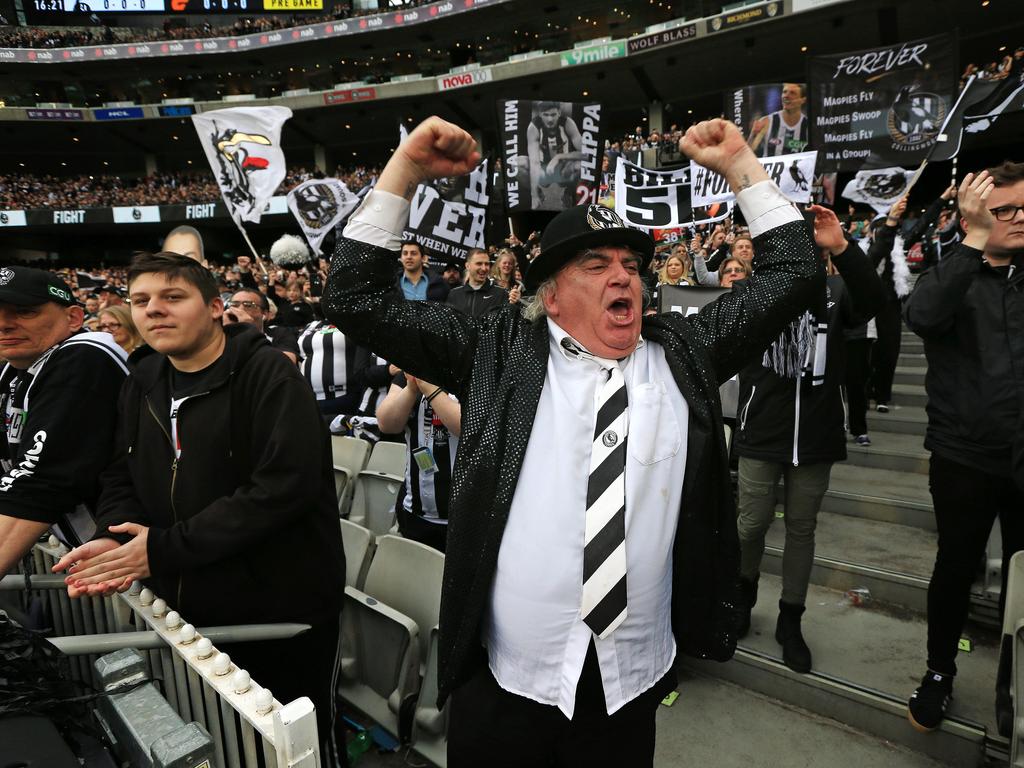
396, 503, 448, 552
927, 453, 1024, 676
869, 299, 902, 404
226, 616, 347, 767
447, 642, 676, 767
845, 338, 874, 436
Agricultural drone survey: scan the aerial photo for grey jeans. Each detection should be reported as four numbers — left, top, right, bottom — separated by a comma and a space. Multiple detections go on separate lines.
736, 457, 833, 606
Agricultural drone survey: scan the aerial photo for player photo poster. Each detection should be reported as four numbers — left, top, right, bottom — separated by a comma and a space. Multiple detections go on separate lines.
499, 99, 605, 213
726, 82, 811, 157
810, 34, 957, 172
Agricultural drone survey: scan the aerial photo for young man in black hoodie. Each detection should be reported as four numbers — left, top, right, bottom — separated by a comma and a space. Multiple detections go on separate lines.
734, 205, 883, 673
903, 163, 1024, 734
53, 252, 347, 765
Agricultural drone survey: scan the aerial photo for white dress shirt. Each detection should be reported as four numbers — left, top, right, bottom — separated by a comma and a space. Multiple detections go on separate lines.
486, 321, 688, 717
342, 178, 803, 717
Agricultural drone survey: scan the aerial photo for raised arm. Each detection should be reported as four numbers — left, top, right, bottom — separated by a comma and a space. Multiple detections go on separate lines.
904, 172, 995, 338
322, 117, 484, 398
677, 120, 822, 382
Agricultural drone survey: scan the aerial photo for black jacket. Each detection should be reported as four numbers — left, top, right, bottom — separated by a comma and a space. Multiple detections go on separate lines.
0, 332, 127, 542
94, 324, 345, 627
904, 245, 1024, 480
324, 219, 822, 706
445, 279, 508, 317
735, 242, 884, 464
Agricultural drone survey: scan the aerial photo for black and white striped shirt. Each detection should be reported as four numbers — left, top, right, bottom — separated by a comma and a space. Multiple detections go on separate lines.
297, 320, 359, 401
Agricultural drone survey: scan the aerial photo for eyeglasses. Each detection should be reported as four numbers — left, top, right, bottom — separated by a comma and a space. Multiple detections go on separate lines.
97, 322, 121, 331
721, 267, 747, 276
227, 300, 260, 310
990, 205, 1024, 222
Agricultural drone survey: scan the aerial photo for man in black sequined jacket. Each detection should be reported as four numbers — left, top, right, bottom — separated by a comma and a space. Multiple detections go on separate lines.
324, 117, 822, 764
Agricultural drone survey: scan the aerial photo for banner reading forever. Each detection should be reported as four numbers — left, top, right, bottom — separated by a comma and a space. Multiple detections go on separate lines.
810, 34, 956, 172
402, 159, 491, 264
613, 158, 731, 230
499, 99, 605, 212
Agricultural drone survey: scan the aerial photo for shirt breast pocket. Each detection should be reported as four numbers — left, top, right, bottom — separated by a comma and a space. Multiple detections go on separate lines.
628, 381, 682, 466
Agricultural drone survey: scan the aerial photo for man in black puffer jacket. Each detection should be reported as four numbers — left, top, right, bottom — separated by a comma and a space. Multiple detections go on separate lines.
903, 162, 1024, 734
53, 252, 347, 766
733, 205, 883, 674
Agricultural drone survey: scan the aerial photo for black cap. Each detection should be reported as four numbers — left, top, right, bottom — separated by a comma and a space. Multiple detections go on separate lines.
0, 266, 76, 307
524, 204, 654, 292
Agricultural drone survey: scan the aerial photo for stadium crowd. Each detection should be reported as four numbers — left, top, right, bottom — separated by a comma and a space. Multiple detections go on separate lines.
0, 0, 439, 49
0, 164, 379, 210
1, 104, 1022, 766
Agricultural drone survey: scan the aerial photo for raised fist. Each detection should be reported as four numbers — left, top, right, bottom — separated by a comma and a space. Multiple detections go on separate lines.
395, 116, 480, 185
679, 119, 754, 177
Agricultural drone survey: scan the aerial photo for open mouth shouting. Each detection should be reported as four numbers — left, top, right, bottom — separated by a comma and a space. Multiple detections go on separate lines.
607, 296, 634, 326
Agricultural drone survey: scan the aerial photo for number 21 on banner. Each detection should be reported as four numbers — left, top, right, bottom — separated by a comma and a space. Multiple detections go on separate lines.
576, 185, 599, 206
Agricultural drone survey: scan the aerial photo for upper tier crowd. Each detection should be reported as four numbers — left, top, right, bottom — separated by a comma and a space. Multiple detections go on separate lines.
0, 0, 438, 48
0, 164, 379, 210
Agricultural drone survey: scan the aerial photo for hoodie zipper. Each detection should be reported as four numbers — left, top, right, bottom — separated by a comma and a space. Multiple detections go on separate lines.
739, 385, 756, 431
146, 391, 210, 611
792, 375, 802, 467
840, 386, 849, 435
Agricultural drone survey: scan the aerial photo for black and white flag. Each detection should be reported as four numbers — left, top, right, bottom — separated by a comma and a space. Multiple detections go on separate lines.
841, 167, 914, 214
286, 178, 361, 254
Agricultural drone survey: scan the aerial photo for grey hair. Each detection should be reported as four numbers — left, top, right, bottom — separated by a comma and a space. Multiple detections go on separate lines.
521, 277, 556, 323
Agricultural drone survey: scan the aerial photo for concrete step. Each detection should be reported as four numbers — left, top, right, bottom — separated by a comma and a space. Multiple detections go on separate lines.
867, 405, 927, 437
656, 672, 956, 768
682, 575, 1000, 767
890, 383, 928, 409
899, 352, 928, 368
902, 336, 924, 355
894, 367, 926, 387
821, 461, 933, 529
761, 510, 999, 623
844, 430, 929, 475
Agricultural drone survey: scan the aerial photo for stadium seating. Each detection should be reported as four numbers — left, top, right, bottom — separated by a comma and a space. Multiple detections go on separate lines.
332, 435, 371, 518
338, 534, 444, 746
348, 440, 406, 534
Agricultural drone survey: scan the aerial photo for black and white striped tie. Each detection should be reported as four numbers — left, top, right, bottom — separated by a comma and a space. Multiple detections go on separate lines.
581, 362, 629, 639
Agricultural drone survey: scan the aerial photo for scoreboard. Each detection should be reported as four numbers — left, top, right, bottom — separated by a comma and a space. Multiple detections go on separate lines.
24, 0, 322, 17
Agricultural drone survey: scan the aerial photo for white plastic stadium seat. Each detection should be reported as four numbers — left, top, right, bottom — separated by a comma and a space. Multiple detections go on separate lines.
338, 535, 444, 742
332, 436, 371, 517
339, 518, 375, 589
411, 626, 448, 767
349, 441, 407, 534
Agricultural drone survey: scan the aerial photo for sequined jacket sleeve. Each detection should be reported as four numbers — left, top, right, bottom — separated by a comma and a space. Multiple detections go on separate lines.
322, 236, 479, 398
684, 220, 824, 385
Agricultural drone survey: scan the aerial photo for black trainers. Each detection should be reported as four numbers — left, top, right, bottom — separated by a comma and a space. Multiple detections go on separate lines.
908, 670, 954, 732
876, 403, 890, 413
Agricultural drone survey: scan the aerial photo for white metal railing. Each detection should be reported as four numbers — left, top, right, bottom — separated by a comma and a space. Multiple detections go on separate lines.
11, 537, 320, 768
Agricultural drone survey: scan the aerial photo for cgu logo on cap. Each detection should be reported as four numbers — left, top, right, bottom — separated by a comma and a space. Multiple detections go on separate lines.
48, 285, 72, 302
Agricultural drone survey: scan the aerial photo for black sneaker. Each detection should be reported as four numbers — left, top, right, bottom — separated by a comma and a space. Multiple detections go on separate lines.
876, 403, 890, 413
908, 670, 954, 732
